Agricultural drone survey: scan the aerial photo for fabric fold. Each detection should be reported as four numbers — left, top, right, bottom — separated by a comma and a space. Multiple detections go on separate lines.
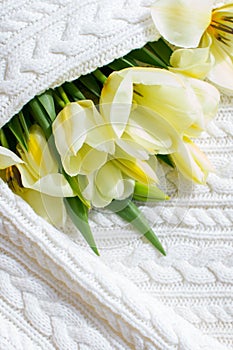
0, 180, 229, 349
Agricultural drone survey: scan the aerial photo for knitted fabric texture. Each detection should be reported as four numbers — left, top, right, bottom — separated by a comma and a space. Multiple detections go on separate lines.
0, 0, 232, 349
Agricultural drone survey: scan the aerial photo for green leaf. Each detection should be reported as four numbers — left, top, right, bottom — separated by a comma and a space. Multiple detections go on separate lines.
29, 97, 52, 139
57, 86, 70, 105
108, 57, 135, 70
8, 117, 28, 152
64, 196, 99, 256
107, 199, 166, 255
0, 129, 9, 148
125, 47, 167, 68
18, 111, 29, 140
63, 170, 91, 209
147, 39, 173, 66
63, 82, 85, 101
92, 69, 107, 86
157, 154, 174, 168
79, 73, 101, 97
133, 182, 169, 202
37, 91, 56, 122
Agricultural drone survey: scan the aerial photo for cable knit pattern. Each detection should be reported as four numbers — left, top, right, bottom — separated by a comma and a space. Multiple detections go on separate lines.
0, 0, 233, 349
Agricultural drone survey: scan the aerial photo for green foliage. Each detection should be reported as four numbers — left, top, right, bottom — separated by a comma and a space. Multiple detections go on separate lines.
107, 199, 166, 255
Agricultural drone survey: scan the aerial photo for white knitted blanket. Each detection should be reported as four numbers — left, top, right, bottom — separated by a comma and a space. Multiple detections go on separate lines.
0, 1, 232, 349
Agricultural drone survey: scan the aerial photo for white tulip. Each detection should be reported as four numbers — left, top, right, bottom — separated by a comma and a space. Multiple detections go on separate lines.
151, 1, 233, 94
0, 125, 74, 226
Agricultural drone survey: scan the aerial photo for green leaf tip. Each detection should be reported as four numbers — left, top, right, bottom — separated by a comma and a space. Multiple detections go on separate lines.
64, 196, 99, 256
133, 182, 169, 202
107, 199, 166, 256
8, 117, 28, 152
37, 90, 56, 122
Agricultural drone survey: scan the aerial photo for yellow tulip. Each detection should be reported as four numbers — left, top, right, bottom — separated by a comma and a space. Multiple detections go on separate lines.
171, 137, 214, 184
151, 0, 213, 48
76, 142, 159, 207
79, 161, 135, 208
52, 97, 163, 207
151, 1, 233, 94
100, 67, 219, 147
0, 125, 74, 226
52, 100, 114, 176
207, 4, 233, 93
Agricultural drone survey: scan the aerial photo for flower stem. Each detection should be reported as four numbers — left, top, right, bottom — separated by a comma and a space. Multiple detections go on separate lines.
53, 91, 66, 108
107, 199, 166, 255
0, 129, 9, 148
19, 111, 29, 140
92, 69, 107, 85
57, 86, 70, 105
28, 98, 52, 139
63, 82, 85, 101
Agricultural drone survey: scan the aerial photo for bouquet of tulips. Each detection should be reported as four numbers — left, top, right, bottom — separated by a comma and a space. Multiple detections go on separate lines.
1, 0, 232, 255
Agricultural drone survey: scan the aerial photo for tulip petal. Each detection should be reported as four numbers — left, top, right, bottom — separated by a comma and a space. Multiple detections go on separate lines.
0, 146, 23, 169
183, 76, 220, 136
207, 37, 233, 95
79, 100, 115, 153
169, 33, 213, 79
31, 173, 74, 197
108, 67, 203, 135
96, 162, 125, 199
151, 0, 213, 48
100, 72, 133, 138
118, 178, 135, 200
62, 144, 108, 177
16, 163, 37, 188
86, 123, 115, 154
127, 105, 180, 154
81, 173, 113, 208
53, 102, 88, 157
17, 163, 74, 197
171, 138, 212, 184
116, 138, 149, 160
21, 189, 67, 226
17, 125, 58, 178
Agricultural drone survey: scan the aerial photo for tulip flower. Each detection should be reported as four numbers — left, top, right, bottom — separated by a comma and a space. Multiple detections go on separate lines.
52, 100, 114, 177
79, 161, 134, 208
100, 67, 219, 146
52, 98, 162, 207
0, 125, 74, 226
171, 137, 214, 184
79, 154, 158, 208
151, 1, 233, 94
100, 67, 219, 184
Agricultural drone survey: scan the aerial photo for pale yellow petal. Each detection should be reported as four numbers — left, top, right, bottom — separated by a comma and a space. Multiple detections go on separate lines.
183, 75, 220, 136
169, 33, 213, 79
118, 178, 135, 200
116, 138, 150, 160
62, 144, 108, 176
21, 189, 67, 226
53, 102, 87, 157
100, 72, 133, 138
151, 0, 213, 48
96, 162, 125, 199
0, 146, 23, 169
81, 173, 115, 208
171, 138, 212, 184
16, 163, 37, 188
17, 125, 58, 179
207, 37, 233, 95
31, 173, 74, 197
127, 105, 181, 154
78, 100, 115, 153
